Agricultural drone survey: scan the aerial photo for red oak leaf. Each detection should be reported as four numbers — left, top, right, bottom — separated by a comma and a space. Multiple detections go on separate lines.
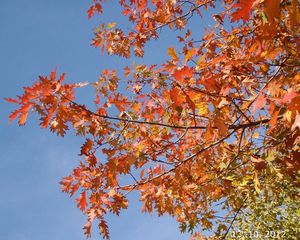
173, 66, 194, 83
169, 87, 186, 106
80, 138, 94, 156
231, 0, 259, 22
76, 191, 88, 211
4, 97, 18, 103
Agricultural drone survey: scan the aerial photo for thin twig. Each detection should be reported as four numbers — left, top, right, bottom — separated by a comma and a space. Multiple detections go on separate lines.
221, 197, 248, 240
143, 0, 214, 35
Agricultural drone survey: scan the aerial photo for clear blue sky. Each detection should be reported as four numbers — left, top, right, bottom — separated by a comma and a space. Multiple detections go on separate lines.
0, 1, 202, 239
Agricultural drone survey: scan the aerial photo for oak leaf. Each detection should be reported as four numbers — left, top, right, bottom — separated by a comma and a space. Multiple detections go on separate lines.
76, 192, 88, 211
231, 0, 259, 22
173, 66, 193, 83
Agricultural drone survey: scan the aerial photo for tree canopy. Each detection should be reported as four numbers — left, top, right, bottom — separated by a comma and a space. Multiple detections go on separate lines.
7, 0, 300, 239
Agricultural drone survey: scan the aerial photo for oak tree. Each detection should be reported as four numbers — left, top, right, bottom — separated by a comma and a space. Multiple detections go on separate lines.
7, 0, 300, 239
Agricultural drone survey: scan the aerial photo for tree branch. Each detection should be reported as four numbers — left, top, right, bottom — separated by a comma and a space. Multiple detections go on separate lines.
63, 94, 279, 132
143, 0, 214, 35
119, 130, 236, 190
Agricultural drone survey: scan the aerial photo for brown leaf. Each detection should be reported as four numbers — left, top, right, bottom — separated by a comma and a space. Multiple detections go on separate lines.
80, 138, 94, 156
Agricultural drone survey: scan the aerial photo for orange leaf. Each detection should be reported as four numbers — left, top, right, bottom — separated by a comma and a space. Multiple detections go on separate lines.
57, 72, 66, 83
173, 66, 194, 83
95, 3, 102, 14
252, 94, 267, 114
19, 104, 32, 125
280, 88, 298, 104
83, 221, 92, 238
87, 6, 95, 18
99, 219, 109, 240
87, 155, 97, 167
170, 87, 186, 106
231, 0, 259, 22
123, 66, 131, 77
9, 109, 20, 122
269, 109, 279, 131
184, 48, 196, 63
50, 68, 57, 80
76, 192, 88, 211
214, 119, 228, 136
265, 0, 280, 21
4, 97, 18, 103
80, 138, 94, 156
205, 123, 214, 141
94, 95, 101, 104
185, 93, 196, 112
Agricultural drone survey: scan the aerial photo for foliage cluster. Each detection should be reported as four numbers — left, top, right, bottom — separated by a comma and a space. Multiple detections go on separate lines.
7, 0, 300, 239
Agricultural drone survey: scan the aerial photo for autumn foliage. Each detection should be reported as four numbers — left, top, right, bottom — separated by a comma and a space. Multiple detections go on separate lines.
7, 0, 300, 239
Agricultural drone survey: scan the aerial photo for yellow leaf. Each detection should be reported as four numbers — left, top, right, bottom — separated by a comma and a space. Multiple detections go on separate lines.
196, 102, 208, 115
131, 101, 141, 113
184, 48, 196, 63
195, 55, 206, 71
167, 47, 178, 62
107, 22, 116, 29
284, 110, 293, 123
253, 172, 261, 194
